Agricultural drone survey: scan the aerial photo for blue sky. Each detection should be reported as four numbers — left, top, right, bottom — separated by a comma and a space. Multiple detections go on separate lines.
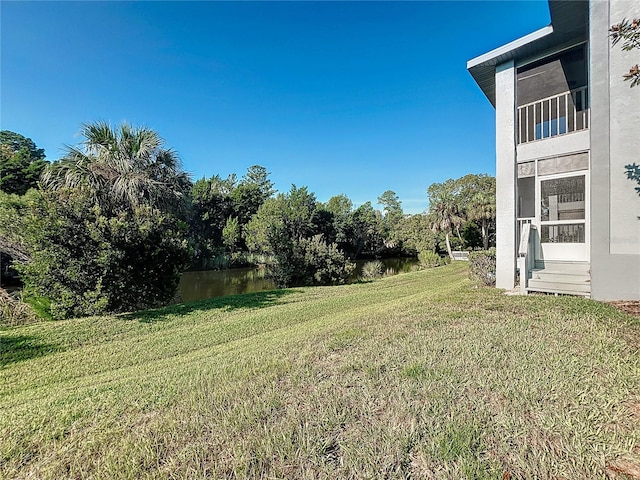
1, 1, 550, 213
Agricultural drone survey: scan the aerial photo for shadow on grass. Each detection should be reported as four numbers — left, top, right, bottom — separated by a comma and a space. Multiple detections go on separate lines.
122, 288, 300, 323
0, 335, 65, 366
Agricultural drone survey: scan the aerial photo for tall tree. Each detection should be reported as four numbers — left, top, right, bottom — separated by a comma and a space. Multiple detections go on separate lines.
23, 123, 192, 318
233, 166, 274, 226
241, 165, 276, 198
377, 190, 404, 250
244, 185, 317, 254
377, 190, 403, 224
377, 189, 404, 241
351, 201, 384, 257
0, 131, 48, 195
242, 185, 352, 287
324, 194, 354, 251
392, 213, 436, 255
41, 122, 191, 214
190, 174, 237, 243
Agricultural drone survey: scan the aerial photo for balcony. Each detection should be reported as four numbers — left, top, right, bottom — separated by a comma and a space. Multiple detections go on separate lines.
517, 87, 589, 144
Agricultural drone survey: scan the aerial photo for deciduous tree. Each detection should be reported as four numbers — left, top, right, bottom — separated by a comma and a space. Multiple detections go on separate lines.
0, 131, 48, 195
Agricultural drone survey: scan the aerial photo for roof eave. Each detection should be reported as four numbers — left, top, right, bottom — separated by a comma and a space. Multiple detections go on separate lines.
467, 0, 588, 107
466, 25, 554, 70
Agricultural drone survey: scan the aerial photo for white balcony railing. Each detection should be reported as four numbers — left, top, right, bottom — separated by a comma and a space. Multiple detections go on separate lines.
517, 87, 589, 144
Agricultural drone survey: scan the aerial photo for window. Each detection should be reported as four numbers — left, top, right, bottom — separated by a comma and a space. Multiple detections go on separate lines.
541, 224, 585, 243
540, 175, 586, 243
541, 176, 585, 221
517, 176, 535, 218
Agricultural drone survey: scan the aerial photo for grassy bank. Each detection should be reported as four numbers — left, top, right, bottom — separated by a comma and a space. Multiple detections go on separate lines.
1, 263, 639, 479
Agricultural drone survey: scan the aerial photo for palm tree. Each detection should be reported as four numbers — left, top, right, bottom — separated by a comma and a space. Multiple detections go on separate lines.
427, 180, 464, 260
429, 195, 463, 260
429, 192, 463, 260
467, 190, 496, 250
41, 122, 191, 213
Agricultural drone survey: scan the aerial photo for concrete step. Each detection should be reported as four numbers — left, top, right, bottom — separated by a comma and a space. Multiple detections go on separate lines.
527, 286, 591, 297
526, 261, 591, 297
533, 260, 590, 275
527, 279, 591, 294
530, 271, 590, 284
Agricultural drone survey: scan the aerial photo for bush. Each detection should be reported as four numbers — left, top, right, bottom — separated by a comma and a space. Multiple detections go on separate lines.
18, 190, 190, 319
361, 260, 384, 280
301, 235, 356, 286
439, 256, 451, 267
418, 250, 440, 269
0, 288, 38, 327
267, 228, 354, 288
468, 248, 496, 286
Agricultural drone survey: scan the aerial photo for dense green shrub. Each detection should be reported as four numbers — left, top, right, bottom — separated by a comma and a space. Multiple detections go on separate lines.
18, 190, 190, 319
468, 248, 496, 286
418, 250, 440, 269
268, 229, 354, 288
361, 260, 384, 280
301, 235, 355, 286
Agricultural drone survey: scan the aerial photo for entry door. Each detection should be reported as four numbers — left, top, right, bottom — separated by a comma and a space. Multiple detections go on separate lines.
536, 172, 589, 262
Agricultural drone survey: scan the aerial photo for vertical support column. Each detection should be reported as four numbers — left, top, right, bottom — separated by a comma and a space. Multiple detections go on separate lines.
590, 0, 640, 300
495, 61, 517, 290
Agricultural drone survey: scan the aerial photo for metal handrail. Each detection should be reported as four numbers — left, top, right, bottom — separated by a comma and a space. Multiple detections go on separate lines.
517, 86, 589, 144
517, 220, 536, 294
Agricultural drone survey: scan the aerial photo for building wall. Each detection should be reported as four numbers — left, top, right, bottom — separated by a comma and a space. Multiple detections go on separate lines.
589, 0, 640, 300
495, 61, 517, 290
517, 130, 590, 162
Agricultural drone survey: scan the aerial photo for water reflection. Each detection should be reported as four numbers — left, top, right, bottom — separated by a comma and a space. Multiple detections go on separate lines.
178, 257, 419, 303
350, 257, 419, 280
178, 267, 274, 303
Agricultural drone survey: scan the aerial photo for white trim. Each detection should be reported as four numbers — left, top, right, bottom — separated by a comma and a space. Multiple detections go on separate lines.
536, 169, 590, 262
467, 26, 554, 69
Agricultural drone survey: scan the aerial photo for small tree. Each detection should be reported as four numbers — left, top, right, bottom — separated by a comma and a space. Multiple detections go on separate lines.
392, 213, 436, 255
610, 18, 640, 87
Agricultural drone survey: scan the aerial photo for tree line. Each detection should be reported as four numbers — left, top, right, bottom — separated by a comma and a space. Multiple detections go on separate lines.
1, 123, 495, 320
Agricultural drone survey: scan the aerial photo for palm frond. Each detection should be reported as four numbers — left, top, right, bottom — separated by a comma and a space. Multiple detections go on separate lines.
41, 122, 189, 214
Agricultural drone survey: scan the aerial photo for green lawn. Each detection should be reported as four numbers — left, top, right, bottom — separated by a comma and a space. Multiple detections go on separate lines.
1, 263, 639, 479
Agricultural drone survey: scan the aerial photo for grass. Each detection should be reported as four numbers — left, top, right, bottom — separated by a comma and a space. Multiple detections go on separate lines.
1, 263, 639, 479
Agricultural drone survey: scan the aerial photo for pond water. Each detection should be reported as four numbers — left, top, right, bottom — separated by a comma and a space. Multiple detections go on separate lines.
178, 257, 419, 303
